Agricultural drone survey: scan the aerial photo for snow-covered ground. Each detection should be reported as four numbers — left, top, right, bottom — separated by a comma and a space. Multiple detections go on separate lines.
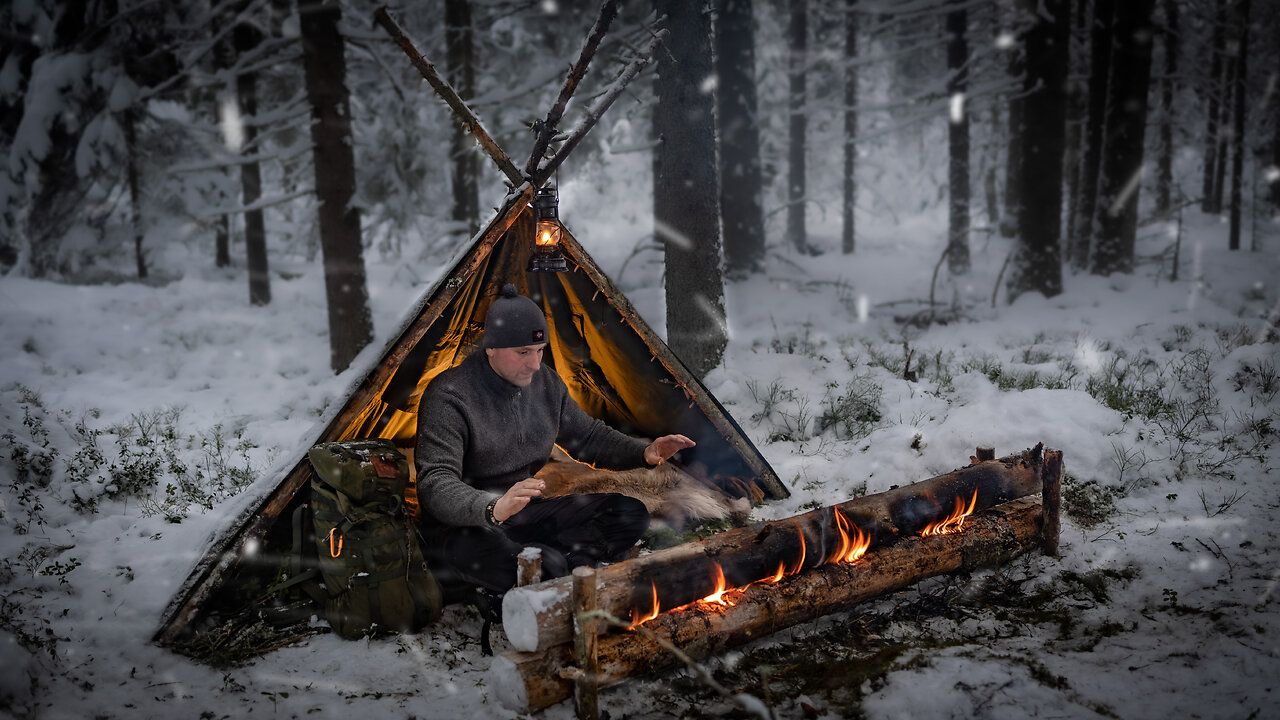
2, 197, 1277, 719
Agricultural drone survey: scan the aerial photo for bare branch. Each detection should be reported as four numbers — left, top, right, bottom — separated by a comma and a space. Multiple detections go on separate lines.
524, 0, 621, 177
372, 6, 523, 187
532, 27, 668, 187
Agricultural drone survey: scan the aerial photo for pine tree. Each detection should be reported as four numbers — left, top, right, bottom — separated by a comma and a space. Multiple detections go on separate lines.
653, 0, 726, 378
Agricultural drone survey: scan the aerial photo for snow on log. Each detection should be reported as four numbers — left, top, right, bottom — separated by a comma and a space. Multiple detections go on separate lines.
503, 445, 1046, 653
491, 495, 1045, 713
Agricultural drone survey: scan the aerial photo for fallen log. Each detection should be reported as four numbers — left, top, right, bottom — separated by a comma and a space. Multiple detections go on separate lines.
503, 445, 1045, 653
492, 496, 1045, 713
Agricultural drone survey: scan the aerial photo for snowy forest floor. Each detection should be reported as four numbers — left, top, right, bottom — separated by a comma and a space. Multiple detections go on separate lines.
1, 209, 1278, 719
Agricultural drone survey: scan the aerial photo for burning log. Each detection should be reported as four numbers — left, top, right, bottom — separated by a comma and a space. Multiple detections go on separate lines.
503, 445, 1046, 653
491, 496, 1045, 713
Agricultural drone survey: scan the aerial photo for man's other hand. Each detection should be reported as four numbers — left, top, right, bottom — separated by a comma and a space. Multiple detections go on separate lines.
494, 477, 544, 523
644, 434, 696, 466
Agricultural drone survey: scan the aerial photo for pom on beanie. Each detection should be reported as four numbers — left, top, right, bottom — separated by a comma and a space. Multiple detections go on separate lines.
483, 284, 549, 348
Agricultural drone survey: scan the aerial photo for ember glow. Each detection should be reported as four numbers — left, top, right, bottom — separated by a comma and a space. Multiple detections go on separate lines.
920, 490, 978, 536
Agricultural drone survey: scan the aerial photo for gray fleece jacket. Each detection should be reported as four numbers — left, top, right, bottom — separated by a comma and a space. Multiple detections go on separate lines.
415, 351, 648, 527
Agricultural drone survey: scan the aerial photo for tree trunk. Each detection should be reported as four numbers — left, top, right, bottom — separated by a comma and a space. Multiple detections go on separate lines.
492, 496, 1046, 714
1227, 0, 1251, 252
504, 445, 1047, 653
1211, 63, 1232, 215
1062, 0, 1088, 262
786, 0, 810, 253
841, 0, 859, 255
946, 0, 970, 275
1001, 17, 1025, 240
1155, 0, 1179, 216
299, 0, 374, 373
1007, 0, 1068, 300
653, 0, 726, 379
1274, 41, 1280, 212
445, 0, 479, 241
1091, 0, 1155, 276
1201, 0, 1227, 213
124, 108, 148, 279
234, 15, 270, 305
1071, 0, 1115, 270
715, 0, 767, 275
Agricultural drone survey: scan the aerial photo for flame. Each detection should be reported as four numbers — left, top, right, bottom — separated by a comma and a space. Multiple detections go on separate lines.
831, 509, 870, 564
921, 489, 979, 536
537, 228, 556, 246
700, 563, 736, 607
630, 581, 660, 627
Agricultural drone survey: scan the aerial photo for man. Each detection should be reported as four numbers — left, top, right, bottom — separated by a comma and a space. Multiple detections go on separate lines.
415, 283, 695, 595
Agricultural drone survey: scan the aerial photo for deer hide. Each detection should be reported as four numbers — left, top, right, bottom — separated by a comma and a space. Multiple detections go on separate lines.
536, 446, 748, 530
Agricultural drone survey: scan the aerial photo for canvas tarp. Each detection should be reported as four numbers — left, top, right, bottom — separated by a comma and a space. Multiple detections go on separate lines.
155, 185, 784, 646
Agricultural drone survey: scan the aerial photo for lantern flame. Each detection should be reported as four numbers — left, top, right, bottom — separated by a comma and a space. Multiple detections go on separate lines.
920, 490, 979, 536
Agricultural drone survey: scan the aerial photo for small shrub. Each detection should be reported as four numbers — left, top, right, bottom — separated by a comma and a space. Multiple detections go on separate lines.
1061, 475, 1119, 528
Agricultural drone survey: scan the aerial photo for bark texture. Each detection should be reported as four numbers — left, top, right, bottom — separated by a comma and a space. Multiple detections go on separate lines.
492, 496, 1046, 713
716, 0, 767, 275
300, 0, 374, 372
653, 0, 726, 379
504, 445, 1047, 653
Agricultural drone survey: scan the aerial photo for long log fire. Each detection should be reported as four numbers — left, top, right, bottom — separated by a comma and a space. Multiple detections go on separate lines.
491, 446, 1061, 714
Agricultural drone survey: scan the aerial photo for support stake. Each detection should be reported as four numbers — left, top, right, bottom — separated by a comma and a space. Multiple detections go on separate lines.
518, 547, 543, 587
1041, 449, 1063, 556
572, 566, 600, 720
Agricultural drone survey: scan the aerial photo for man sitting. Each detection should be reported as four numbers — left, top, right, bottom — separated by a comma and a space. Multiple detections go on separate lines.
414, 283, 695, 596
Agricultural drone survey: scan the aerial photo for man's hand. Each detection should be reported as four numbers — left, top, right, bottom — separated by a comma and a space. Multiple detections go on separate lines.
644, 434, 696, 466
494, 477, 544, 523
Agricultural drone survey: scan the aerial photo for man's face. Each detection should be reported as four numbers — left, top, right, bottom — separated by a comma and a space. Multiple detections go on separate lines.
485, 343, 546, 387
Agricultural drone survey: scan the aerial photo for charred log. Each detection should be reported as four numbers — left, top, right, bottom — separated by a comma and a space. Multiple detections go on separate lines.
504, 445, 1046, 653
492, 496, 1045, 713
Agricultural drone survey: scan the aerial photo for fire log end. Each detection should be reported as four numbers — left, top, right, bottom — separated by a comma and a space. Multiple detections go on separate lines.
504, 581, 571, 652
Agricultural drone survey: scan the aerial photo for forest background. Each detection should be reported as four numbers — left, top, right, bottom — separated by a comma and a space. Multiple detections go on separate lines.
2, 0, 1279, 718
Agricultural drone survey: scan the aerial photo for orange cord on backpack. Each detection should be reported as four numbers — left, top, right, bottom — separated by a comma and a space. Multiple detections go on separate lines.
328, 528, 343, 558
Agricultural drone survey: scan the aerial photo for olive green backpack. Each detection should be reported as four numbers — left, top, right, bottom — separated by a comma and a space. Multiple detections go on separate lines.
304, 439, 442, 638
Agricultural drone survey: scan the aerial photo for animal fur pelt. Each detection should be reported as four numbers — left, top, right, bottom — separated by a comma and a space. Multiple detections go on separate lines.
536, 446, 750, 531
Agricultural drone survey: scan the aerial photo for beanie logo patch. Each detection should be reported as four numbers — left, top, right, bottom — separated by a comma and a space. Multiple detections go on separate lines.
532, 329, 545, 342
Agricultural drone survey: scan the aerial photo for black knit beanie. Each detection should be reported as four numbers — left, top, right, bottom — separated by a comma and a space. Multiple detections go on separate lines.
483, 284, 548, 348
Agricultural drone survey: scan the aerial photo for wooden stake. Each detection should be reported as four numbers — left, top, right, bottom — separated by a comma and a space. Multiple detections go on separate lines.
373, 6, 524, 187
1041, 449, 1063, 556
572, 566, 600, 720
518, 547, 544, 587
490, 497, 1045, 713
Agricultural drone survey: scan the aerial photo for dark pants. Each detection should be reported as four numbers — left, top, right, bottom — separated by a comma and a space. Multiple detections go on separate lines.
421, 493, 650, 594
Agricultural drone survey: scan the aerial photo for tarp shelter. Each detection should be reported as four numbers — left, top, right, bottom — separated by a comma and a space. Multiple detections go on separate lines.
154, 184, 787, 646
